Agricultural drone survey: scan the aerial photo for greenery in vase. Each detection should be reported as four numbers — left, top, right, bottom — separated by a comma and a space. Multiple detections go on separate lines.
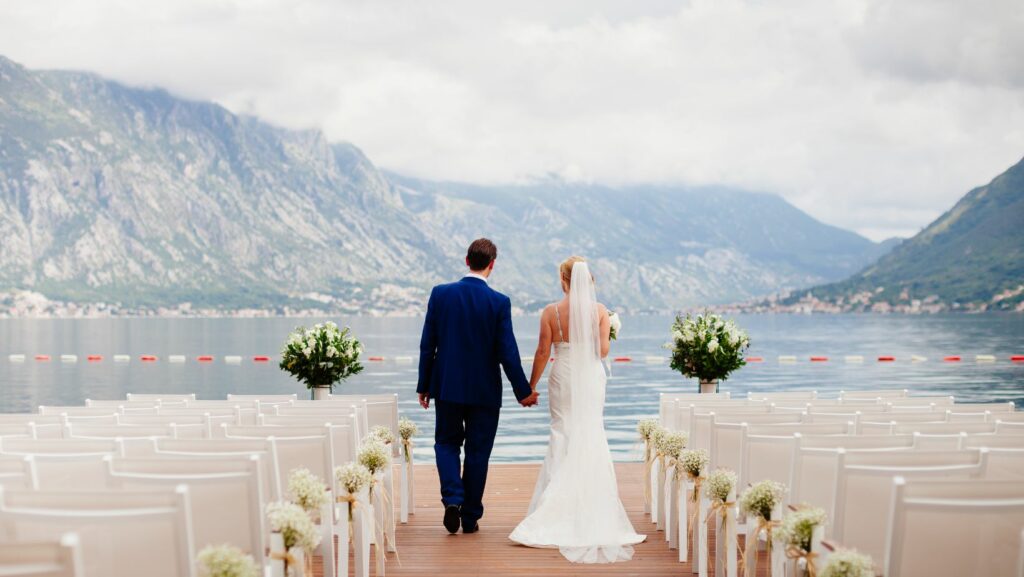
668, 312, 750, 382
279, 321, 363, 391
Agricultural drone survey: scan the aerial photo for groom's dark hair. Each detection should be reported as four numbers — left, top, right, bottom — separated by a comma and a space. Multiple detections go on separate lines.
466, 238, 497, 271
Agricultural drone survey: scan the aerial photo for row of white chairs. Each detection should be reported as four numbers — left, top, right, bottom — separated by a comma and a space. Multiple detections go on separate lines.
648, 390, 1024, 576
0, 393, 409, 577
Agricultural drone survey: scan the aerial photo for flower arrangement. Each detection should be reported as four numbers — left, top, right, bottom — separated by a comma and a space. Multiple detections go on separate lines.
287, 468, 329, 514
398, 417, 418, 463
778, 506, 827, 553
608, 311, 622, 340
370, 425, 395, 445
266, 501, 322, 552
197, 545, 259, 577
279, 321, 364, 392
739, 479, 786, 521
679, 449, 709, 479
648, 425, 668, 452
655, 430, 687, 460
637, 418, 660, 442
358, 438, 390, 476
668, 312, 750, 384
705, 468, 737, 503
819, 549, 875, 577
335, 462, 373, 495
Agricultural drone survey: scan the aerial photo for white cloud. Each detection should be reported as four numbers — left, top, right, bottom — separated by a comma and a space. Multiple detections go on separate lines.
1, 0, 1021, 241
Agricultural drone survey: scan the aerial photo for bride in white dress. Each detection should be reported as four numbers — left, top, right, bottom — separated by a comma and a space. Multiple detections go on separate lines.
509, 257, 645, 563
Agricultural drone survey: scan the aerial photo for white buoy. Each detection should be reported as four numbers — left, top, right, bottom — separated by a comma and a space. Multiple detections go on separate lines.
224, 355, 242, 364
645, 356, 666, 364
911, 355, 928, 362
778, 355, 797, 363
976, 354, 996, 363
8, 354, 25, 362
113, 354, 131, 363
168, 355, 186, 363
394, 356, 414, 364
845, 355, 864, 363
60, 354, 78, 363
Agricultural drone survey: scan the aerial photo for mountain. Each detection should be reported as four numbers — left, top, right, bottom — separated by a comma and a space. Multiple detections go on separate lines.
790, 157, 1024, 312
0, 55, 891, 314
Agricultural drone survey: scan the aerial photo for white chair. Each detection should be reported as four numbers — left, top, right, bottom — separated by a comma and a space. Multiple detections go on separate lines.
947, 402, 1016, 413
839, 389, 908, 400
0, 414, 65, 425
151, 438, 282, 501
997, 421, 1024, 435
747, 391, 818, 402
0, 438, 121, 455
0, 456, 33, 489
860, 421, 997, 435
659, 392, 731, 429
964, 435, 1024, 449
65, 424, 189, 440
695, 412, 799, 454
884, 477, 1024, 577
887, 396, 955, 406
126, 393, 196, 402
105, 456, 266, 566
831, 450, 986, 561
0, 486, 196, 577
0, 533, 85, 577
37, 407, 118, 417
226, 394, 298, 402
738, 422, 852, 490
25, 454, 110, 489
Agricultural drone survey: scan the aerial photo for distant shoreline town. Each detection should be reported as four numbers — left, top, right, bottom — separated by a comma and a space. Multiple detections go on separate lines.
4, 286, 1021, 319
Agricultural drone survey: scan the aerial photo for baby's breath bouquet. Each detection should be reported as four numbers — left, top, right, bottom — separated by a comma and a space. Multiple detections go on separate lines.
358, 439, 390, 477
779, 506, 827, 554
370, 425, 395, 445
197, 545, 259, 577
739, 479, 787, 572
335, 462, 372, 521
655, 430, 687, 461
287, 468, 329, 515
705, 468, 737, 503
679, 449, 709, 480
638, 418, 661, 511
820, 549, 875, 577
280, 321, 363, 394
398, 417, 418, 463
266, 501, 322, 552
668, 312, 750, 389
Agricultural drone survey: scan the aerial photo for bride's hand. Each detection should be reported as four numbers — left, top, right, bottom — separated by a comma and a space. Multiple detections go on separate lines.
519, 390, 540, 407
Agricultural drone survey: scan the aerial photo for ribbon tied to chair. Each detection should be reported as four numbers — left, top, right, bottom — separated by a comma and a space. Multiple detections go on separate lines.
704, 498, 737, 573
784, 545, 819, 577
270, 549, 312, 577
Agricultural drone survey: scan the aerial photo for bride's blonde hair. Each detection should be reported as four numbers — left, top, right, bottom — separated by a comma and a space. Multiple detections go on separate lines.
559, 256, 587, 288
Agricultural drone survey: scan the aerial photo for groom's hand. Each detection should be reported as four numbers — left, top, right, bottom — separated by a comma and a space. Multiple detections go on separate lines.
418, 393, 431, 409
519, 391, 540, 407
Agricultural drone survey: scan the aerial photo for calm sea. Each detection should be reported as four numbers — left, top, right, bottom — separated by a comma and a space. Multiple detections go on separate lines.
1, 314, 1022, 461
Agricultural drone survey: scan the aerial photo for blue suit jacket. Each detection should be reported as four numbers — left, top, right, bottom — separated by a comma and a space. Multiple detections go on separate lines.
417, 277, 532, 408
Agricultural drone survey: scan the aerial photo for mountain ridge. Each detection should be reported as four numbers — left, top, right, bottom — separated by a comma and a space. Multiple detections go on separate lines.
0, 54, 892, 314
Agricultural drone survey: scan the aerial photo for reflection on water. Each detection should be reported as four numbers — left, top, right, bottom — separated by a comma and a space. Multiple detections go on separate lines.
0, 314, 1022, 461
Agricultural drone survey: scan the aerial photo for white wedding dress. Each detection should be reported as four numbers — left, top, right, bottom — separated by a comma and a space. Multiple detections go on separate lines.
509, 262, 645, 563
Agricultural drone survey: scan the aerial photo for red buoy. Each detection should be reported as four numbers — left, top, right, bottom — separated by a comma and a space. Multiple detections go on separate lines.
746, 356, 764, 363
1011, 355, 1024, 362
197, 356, 214, 362
368, 356, 385, 362
878, 356, 896, 362
810, 356, 829, 362
943, 356, 961, 362
253, 356, 270, 362
140, 355, 158, 362
34, 354, 50, 362
86, 355, 103, 362
613, 356, 632, 362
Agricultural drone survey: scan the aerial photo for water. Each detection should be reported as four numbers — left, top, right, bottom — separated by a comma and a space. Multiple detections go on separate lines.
1, 314, 1022, 462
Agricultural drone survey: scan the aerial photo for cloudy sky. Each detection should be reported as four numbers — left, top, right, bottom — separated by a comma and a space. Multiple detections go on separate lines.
2, 0, 1022, 240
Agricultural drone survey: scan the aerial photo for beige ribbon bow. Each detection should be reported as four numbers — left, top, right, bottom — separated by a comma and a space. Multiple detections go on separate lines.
270, 549, 312, 577
704, 498, 737, 573
785, 545, 819, 577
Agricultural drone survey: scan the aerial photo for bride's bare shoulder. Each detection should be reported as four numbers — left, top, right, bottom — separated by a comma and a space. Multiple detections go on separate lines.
596, 302, 608, 315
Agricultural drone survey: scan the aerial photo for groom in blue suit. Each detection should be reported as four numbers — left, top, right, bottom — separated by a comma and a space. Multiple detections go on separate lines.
417, 238, 538, 534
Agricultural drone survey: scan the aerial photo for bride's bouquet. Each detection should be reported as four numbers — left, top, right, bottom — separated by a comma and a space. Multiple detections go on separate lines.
279, 321, 364, 393
608, 311, 622, 340
667, 312, 750, 386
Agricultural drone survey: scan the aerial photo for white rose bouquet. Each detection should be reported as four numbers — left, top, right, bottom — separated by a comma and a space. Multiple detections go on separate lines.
608, 311, 622, 340
668, 312, 750, 386
279, 321, 363, 393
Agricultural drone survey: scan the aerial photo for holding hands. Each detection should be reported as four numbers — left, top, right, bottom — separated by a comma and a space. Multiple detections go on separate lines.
519, 390, 540, 408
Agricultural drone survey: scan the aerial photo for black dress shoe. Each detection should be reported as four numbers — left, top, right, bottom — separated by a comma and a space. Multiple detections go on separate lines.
462, 520, 479, 534
443, 505, 461, 534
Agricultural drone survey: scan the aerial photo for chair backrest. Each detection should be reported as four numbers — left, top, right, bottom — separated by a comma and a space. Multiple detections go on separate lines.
861, 412, 948, 424
787, 441, 917, 515
747, 391, 818, 401
691, 411, 796, 452
65, 424, 182, 440
106, 456, 265, 563
152, 439, 279, 500
809, 404, 891, 414
185, 400, 259, 410
0, 456, 33, 489
61, 415, 121, 425
0, 414, 65, 426
37, 407, 118, 417
0, 486, 196, 577
947, 402, 1016, 413
85, 400, 158, 409
997, 421, 1024, 435
126, 393, 196, 402
659, 392, 732, 429
832, 450, 985, 560
964, 434, 1024, 449
25, 454, 110, 490
226, 394, 297, 402
946, 411, 991, 422
887, 396, 955, 406
980, 448, 1024, 480
840, 389, 908, 399
0, 532, 85, 577
0, 438, 121, 455
884, 477, 1024, 577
